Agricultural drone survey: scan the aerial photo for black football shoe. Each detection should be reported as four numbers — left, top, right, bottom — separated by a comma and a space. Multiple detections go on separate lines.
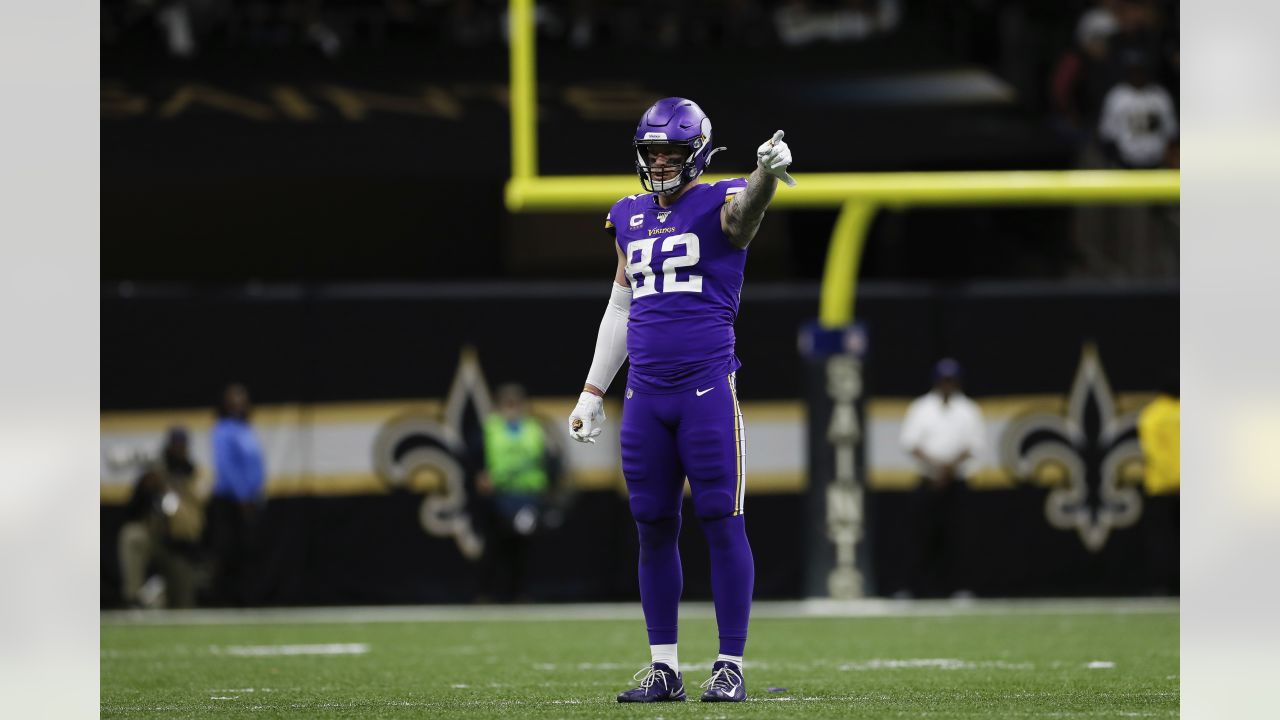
699, 660, 746, 702
616, 663, 686, 703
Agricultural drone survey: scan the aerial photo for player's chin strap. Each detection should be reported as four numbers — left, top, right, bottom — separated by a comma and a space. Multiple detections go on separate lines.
653, 176, 685, 196
650, 146, 727, 195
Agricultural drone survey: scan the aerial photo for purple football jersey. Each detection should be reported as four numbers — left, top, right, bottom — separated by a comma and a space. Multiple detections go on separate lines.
606, 178, 750, 393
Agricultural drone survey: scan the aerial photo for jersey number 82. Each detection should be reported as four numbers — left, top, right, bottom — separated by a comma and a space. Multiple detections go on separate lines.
626, 233, 702, 298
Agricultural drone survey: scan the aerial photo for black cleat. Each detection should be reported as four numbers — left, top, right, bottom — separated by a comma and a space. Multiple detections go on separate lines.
616, 663, 686, 703
699, 660, 746, 702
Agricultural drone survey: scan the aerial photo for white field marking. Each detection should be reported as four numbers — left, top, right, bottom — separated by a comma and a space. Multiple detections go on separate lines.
211, 643, 369, 656
837, 658, 1034, 671
213, 688, 278, 692
101, 645, 198, 658
209, 696, 239, 701
100, 597, 1177, 626
450, 684, 469, 689
1087, 660, 1116, 669
549, 700, 582, 704
209, 688, 279, 694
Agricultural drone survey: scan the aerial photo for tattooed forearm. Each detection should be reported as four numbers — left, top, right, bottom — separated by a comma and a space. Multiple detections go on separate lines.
723, 166, 778, 249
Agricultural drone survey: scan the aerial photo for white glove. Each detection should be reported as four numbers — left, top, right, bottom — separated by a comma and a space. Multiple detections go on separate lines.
756, 129, 797, 187
568, 391, 606, 444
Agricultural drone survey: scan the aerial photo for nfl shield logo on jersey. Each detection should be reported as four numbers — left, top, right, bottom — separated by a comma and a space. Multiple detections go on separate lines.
657, 210, 672, 224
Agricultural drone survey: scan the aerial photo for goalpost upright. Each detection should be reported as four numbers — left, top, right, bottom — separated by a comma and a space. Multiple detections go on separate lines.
502, 0, 1181, 597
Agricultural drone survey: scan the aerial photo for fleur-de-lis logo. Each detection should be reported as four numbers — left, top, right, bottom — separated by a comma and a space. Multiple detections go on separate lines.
371, 347, 493, 560
1000, 344, 1145, 552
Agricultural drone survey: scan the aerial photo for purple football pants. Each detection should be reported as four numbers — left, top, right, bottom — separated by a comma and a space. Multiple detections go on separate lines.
620, 373, 754, 657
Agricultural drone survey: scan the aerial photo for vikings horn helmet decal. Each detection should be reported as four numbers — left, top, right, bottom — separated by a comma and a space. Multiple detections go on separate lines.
633, 97, 726, 195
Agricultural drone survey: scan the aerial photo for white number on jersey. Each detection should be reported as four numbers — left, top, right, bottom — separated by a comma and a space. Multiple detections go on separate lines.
625, 233, 703, 296
661, 233, 702, 293
625, 237, 659, 298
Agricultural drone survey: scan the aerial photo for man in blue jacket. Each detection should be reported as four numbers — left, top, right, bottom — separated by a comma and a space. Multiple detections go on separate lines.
208, 382, 266, 605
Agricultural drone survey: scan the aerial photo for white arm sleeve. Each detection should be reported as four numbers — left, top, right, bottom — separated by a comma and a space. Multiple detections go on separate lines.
584, 282, 632, 393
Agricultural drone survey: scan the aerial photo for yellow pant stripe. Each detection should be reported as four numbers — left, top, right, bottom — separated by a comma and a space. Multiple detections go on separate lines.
729, 372, 745, 516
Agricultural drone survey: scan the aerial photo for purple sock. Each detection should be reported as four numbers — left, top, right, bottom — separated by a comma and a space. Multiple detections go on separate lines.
702, 514, 754, 656
635, 516, 682, 645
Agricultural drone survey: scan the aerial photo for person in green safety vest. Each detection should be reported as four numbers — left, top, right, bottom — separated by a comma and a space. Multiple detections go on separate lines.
477, 383, 555, 602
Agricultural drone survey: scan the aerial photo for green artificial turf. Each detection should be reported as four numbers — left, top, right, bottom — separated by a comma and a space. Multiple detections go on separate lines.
101, 604, 1178, 718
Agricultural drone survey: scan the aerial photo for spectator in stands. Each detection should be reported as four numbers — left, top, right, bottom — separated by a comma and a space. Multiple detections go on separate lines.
118, 427, 205, 608
1106, 0, 1167, 78
1098, 49, 1177, 169
1091, 48, 1179, 276
1137, 373, 1179, 595
566, 0, 599, 49
476, 383, 558, 602
153, 0, 234, 58
1050, 2, 1119, 139
898, 359, 986, 599
774, 0, 900, 47
207, 382, 266, 606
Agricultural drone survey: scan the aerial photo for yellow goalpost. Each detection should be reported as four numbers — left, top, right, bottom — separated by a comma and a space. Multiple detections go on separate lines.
503, 0, 1181, 327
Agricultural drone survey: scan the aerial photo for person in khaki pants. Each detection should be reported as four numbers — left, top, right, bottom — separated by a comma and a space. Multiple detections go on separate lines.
118, 427, 205, 608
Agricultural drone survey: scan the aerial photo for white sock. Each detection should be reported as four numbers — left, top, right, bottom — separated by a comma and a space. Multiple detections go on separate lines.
650, 644, 678, 673
716, 653, 744, 669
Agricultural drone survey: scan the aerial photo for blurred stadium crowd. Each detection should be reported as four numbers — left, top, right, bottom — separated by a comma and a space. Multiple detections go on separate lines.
102, 1, 1179, 281
102, 0, 1178, 130
101, 0, 904, 57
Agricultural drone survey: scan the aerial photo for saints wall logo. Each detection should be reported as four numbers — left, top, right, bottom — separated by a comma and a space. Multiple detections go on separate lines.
371, 347, 493, 561
1000, 344, 1145, 552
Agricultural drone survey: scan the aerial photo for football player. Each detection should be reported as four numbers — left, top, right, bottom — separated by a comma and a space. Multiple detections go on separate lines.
567, 97, 794, 703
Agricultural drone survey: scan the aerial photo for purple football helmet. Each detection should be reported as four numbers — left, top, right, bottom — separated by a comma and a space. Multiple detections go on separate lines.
633, 97, 725, 195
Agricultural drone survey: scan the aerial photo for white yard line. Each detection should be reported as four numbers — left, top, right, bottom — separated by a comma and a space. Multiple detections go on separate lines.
837, 658, 1035, 671
102, 597, 1178, 626
211, 643, 369, 656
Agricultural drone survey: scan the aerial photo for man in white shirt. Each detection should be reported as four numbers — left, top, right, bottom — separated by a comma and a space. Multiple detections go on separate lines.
897, 358, 986, 598
1092, 49, 1179, 277
1098, 51, 1178, 169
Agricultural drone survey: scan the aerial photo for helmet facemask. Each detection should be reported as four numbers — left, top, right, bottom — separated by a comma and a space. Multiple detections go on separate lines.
634, 140, 699, 195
